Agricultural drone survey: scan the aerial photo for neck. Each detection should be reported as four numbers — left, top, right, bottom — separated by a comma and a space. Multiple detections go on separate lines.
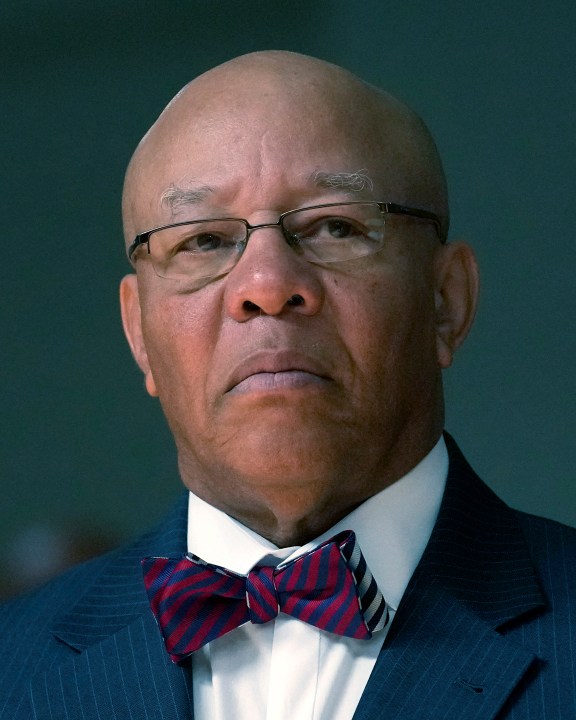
179, 431, 444, 547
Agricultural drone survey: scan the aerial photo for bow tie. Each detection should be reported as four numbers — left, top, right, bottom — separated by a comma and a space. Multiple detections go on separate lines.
142, 530, 389, 663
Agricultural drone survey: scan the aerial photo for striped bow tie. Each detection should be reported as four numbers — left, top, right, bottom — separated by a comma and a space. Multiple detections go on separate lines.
142, 530, 389, 663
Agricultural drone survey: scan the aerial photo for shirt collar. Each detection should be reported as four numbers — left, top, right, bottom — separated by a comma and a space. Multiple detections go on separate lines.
187, 436, 448, 612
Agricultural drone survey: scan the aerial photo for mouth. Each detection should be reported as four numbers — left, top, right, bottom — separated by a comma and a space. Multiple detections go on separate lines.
225, 352, 332, 396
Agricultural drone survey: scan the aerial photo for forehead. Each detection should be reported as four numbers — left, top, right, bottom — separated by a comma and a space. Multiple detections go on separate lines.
136, 121, 397, 222
124, 67, 428, 235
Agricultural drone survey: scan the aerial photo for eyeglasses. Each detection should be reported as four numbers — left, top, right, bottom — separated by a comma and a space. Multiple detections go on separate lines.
128, 201, 443, 291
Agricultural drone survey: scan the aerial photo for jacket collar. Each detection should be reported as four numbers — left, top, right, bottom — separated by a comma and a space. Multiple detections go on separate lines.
412, 433, 545, 629
352, 433, 546, 719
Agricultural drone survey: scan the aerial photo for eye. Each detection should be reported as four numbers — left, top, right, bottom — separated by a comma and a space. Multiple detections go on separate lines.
185, 233, 222, 252
296, 216, 367, 243
173, 230, 236, 255
322, 218, 362, 239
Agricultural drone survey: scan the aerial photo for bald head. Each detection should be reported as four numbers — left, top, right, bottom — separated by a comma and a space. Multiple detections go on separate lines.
122, 51, 449, 245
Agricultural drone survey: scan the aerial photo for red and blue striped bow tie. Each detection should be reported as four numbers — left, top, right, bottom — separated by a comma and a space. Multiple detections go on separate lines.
142, 530, 389, 663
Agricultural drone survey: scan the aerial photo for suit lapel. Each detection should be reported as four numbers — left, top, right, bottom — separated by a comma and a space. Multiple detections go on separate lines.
353, 435, 546, 720
27, 613, 193, 720
353, 580, 537, 720
28, 493, 195, 720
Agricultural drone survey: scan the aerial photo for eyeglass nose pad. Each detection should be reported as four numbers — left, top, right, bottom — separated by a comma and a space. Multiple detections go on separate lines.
283, 230, 301, 249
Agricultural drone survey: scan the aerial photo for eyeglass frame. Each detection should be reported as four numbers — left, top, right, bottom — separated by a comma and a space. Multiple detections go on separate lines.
127, 201, 445, 266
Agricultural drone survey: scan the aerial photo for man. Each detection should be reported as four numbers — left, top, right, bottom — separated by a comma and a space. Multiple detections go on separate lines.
1, 51, 574, 719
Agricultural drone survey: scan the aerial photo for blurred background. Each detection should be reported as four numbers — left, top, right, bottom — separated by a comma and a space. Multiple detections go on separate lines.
1, 0, 574, 597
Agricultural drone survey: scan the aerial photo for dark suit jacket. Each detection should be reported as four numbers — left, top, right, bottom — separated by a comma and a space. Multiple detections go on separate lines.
1, 435, 575, 719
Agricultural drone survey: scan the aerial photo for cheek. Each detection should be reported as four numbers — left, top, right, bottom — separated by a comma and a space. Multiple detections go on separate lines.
140, 290, 221, 432
326, 262, 437, 399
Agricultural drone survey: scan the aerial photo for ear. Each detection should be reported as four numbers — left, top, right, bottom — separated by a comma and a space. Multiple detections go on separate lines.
433, 241, 479, 369
119, 274, 159, 397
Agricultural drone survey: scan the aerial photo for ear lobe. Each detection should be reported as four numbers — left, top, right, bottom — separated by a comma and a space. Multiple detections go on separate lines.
119, 274, 159, 397
434, 241, 479, 369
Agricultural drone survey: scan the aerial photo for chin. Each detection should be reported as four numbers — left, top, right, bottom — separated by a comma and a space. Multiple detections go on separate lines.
229, 437, 335, 487
186, 423, 344, 492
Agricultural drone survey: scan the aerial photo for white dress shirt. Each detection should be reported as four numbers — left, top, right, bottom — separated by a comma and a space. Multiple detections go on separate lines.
187, 437, 448, 720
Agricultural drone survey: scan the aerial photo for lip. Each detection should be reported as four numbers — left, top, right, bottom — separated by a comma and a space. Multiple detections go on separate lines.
225, 351, 333, 396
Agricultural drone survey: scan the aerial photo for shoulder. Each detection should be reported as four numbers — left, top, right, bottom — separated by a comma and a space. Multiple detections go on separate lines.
515, 508, 576, 546
0, 495, 188, 716
514, 509, 576, 587
0, 494, 187, 661
0, 548, 125, 715
0, 493, 188, 628
0, 546, 121, 627
442, 433, 576, 608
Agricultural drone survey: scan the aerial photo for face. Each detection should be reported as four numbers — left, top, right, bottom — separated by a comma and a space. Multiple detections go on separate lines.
121, 57, 477, 544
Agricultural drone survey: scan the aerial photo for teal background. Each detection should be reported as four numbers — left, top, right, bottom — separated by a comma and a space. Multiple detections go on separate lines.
1, 0, 574, 562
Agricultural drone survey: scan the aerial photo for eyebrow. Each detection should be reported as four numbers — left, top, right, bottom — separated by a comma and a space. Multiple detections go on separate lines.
161, 184, 214, 215
312, 169, 374, 193
160, 169, 374, 217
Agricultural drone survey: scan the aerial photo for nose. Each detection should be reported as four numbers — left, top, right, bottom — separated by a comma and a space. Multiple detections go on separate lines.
223, 225, 324, 321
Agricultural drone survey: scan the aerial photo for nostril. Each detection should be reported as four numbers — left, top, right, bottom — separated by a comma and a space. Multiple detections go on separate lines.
287, 294, 304, 306
242, 295, 303, 314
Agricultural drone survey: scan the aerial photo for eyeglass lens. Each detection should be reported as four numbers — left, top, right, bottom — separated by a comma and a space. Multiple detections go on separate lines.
147, 203, 386, 287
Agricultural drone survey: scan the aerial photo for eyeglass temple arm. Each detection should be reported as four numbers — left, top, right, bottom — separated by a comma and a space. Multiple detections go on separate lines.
127, 233, 152, 261
382, 203, 444, 243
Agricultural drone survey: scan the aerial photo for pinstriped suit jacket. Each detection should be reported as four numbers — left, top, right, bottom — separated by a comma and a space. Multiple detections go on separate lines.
1, 435, 575, 719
